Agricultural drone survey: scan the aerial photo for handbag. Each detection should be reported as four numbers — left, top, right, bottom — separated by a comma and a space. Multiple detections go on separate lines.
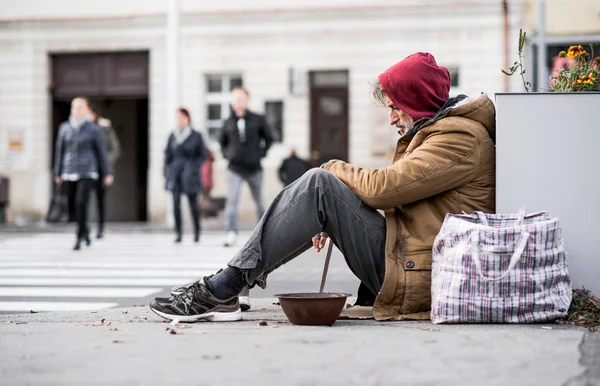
46, 183, 68, 223
431, 207, 572, 324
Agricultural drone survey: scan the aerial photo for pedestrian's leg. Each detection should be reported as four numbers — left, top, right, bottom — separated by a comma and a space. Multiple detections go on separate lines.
212, 168, 386, 298
65, 181, 77, 223
172, 188, 183, 243
187, 193, 201, 243
73, 179, 94, 250
223, 170, 243, 246
96, 179, 105, 238
247, 170, 266, 222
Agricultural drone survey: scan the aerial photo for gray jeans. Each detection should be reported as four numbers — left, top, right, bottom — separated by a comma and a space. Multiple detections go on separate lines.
228, 168, 386, 295
225, 169, 265, 233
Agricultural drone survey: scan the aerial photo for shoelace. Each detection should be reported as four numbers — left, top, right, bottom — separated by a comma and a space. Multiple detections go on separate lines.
172, 281, 204, 314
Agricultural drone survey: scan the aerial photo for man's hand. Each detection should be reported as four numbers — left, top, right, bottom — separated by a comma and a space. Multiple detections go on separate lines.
312, 232, 328, 253
104, 175, 114, 186
54, 176, 62, 184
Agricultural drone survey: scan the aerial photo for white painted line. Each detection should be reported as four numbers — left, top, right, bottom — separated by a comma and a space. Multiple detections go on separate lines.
0, 269, 215, 278
0, 262, 226, 269
0, 287, 163, 298
0, 301, 118, 312
0, 277, 196, 287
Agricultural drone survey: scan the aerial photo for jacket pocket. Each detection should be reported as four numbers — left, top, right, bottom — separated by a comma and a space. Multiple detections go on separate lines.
401, 252, 432, 314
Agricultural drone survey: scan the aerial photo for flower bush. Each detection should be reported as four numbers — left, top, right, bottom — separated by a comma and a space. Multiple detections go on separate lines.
503, 29, 600, 92
551, 45, 600, 91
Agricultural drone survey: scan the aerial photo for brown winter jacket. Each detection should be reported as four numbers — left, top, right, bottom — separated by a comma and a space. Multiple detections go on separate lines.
323, 93, 496, 320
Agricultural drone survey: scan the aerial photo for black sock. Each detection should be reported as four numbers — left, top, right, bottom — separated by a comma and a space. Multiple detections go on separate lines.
208, 267, 247, 299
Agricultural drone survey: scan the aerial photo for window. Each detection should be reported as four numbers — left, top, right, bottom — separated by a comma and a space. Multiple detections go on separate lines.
204, 74, 243, 142
447, 66, 460, 88
265, 101, 283, 142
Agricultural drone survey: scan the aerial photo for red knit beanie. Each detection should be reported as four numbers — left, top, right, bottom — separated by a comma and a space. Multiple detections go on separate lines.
378, 52, 451, 122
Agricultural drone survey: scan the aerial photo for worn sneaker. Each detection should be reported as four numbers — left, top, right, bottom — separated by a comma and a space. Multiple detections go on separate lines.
223, 231, 237, 247
150, 277, 242, 322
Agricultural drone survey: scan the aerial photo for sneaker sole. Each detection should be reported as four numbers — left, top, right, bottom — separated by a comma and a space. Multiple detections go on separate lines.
239, 296, 251, 312
150, 307, 242, 322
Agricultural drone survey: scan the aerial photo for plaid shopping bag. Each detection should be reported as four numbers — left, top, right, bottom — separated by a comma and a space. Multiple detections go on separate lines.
431, 207, 572, 324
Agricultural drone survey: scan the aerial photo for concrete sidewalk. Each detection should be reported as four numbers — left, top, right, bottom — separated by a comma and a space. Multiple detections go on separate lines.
1, 299, 597, 386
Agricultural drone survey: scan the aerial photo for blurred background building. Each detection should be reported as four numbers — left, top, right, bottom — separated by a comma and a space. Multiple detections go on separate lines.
0, 0, 597, 225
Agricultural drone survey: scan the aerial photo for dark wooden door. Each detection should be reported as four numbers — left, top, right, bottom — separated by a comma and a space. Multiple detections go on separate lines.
51, 52, 149, 99
309, 71, 349, 166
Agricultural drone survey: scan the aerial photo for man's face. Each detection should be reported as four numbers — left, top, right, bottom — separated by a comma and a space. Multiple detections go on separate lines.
385, 95, 414, 135
71, 98, 89, 120
231, 90, 249, 116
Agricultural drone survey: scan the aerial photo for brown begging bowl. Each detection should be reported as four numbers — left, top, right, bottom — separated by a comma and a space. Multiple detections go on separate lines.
274, 293, 352, 326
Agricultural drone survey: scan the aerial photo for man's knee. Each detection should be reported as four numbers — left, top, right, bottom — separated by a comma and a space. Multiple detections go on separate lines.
302, 168, 338, 184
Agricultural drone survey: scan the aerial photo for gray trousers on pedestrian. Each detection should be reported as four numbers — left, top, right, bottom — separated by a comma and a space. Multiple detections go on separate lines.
228, 168, 386, 295
225, 169, 265, 233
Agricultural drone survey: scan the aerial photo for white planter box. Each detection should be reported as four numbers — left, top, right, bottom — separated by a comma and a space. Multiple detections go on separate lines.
496, 92, 600, 296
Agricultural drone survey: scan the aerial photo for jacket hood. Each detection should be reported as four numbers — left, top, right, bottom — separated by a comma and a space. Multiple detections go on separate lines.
408, 92, 496, 143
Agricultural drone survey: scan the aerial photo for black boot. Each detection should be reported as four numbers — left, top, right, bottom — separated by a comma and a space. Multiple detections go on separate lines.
83, 227, 91, 247
97, 227, 104, 239
73, 238, 82, 251
194, 227, 200, 243
174, 230, 182, 243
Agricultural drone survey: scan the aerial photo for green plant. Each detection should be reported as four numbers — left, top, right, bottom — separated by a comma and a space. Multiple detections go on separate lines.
502, 29, 531, 92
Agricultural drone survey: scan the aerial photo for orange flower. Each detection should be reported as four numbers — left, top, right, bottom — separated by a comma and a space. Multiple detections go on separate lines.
567, 45, 585, 59
577, 72, 596, 85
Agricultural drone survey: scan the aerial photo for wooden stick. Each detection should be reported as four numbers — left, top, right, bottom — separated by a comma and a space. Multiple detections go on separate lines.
319, 240, 334, 293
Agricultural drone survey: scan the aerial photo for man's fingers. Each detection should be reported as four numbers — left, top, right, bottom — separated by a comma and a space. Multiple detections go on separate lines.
318, 237, 328, 250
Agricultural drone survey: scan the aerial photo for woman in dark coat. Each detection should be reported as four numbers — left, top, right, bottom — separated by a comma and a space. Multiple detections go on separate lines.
54, 97, 113, 250
164, 108, 206, 243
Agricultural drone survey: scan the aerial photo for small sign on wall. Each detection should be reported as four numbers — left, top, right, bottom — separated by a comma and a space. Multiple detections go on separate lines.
7, 130, 24, 152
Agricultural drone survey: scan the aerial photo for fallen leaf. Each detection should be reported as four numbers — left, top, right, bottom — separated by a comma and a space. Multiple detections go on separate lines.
29, 310, 38, 314
121, 311, 128, 314
90, 311, 98, 314
109, 328, 120, 332
112, 340, 124, 344
16, 322, 27, 325
101, 319, 111, 326
259, 321, 268, 326
272, 302, 280, 306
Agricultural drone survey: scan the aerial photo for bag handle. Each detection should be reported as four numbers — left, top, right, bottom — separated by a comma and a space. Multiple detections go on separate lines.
470, 231, 530, 282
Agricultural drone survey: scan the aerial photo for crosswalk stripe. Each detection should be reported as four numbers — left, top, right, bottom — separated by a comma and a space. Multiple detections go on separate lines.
0, 269, 216, 278
0, 287, 163, 298
0, 277, 196, 287
0, 301, 119, 312
0, 262, 226, 269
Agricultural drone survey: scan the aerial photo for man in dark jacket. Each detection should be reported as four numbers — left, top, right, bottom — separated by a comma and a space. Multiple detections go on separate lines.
218, 87, 273, 248
278, 147, 312, 187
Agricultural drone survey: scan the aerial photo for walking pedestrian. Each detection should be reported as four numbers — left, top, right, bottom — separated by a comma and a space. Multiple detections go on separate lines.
278, 147, 312, 187
89, 105, 120, 239
219, 87, 274, 247
164, 108, 206, 243
150, 52, 496, 322
53, 97, 113, 250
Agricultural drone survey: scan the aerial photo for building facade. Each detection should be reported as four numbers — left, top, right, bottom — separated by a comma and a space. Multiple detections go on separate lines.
0, 0, 526, 224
